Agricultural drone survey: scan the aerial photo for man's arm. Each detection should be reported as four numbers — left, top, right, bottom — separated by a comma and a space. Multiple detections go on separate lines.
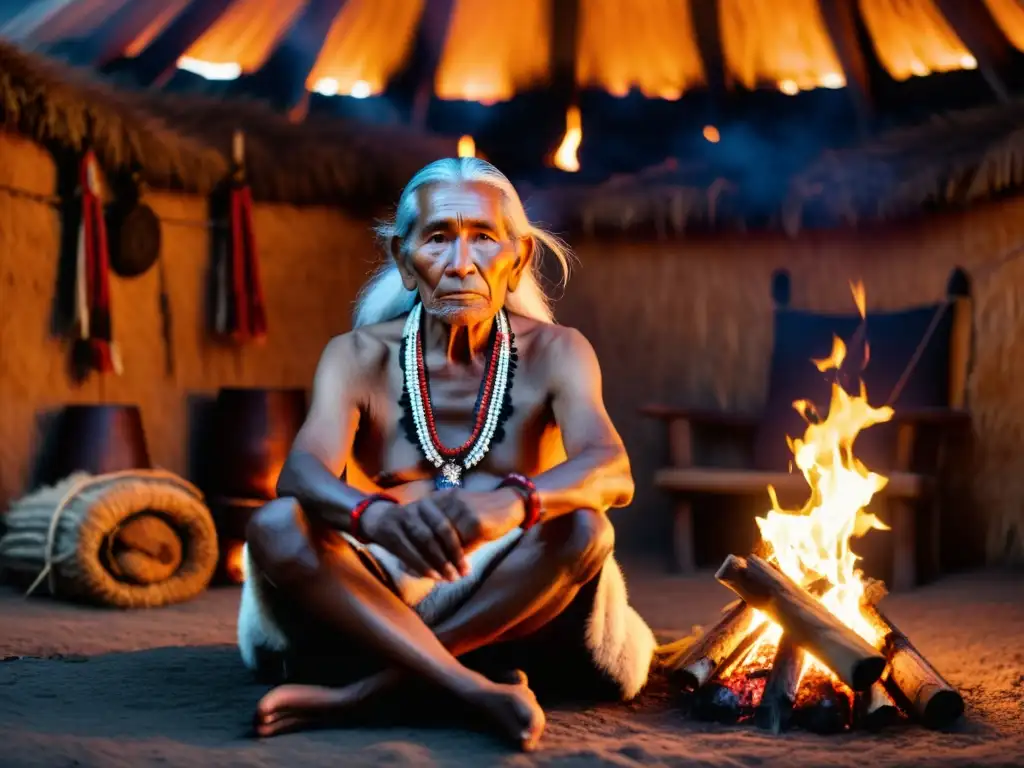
276, 332, 467, 578
275, 333, 383, 533
529, 327, 634, 520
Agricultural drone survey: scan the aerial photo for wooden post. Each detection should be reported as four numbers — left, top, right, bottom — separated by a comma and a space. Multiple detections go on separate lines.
889, 422, 917, 591
668, 418, 696, 573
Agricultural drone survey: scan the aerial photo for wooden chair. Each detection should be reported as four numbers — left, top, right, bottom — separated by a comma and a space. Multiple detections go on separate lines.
641, 268, 972, 591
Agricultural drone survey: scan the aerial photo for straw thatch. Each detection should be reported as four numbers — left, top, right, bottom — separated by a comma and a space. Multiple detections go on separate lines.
520, 101, 1024, 237
7, 37, 1024, 227
0, 39, 226, 194
135, 95, 454, 208
0, 41, 453, 207
521, 158, 727, 237
787, 101, 1024, 231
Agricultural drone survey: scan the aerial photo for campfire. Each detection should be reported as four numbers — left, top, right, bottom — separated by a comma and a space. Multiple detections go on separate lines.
668, 283, 964, 734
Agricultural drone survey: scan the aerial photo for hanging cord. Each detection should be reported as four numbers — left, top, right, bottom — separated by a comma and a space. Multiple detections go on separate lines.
884, 300, 951, 407
0, 181, 223, 229
845, 240, 1024, 408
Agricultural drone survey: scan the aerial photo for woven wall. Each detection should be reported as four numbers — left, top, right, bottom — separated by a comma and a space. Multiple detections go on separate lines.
2, 130, 1022, 566
0, 131, 376, 513
563, 209, 1024, 566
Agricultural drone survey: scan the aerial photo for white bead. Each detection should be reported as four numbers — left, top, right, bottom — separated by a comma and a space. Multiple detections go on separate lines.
403, 308, 511, 477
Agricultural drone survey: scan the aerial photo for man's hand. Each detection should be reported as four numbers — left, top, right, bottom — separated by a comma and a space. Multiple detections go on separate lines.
431, 488, 526, 550
360, 497, 468, 581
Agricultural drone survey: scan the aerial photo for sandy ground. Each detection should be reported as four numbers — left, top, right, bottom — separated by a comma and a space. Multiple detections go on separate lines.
0, 564, 1022, 768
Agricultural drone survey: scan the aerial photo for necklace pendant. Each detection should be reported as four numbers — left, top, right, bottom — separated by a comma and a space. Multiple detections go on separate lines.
436, 461, 463, 489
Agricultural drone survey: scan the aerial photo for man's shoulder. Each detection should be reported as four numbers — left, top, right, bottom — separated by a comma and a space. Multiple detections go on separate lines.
321, 317, 405, 372
511, 316, 596, 365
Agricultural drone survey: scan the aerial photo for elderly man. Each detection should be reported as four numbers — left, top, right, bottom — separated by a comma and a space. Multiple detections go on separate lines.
239, 158, 655, 751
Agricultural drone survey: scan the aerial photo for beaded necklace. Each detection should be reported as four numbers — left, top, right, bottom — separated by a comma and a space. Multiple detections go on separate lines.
399, 302, 516, 488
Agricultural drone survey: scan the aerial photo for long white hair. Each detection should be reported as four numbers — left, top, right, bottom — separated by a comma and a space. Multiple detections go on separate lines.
353, 157, 572, 328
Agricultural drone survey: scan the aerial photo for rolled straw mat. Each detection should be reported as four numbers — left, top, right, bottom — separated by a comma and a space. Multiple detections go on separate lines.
0, 470, 218, 608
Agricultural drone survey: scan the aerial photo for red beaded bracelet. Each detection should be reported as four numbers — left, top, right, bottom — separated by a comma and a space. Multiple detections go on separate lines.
350, 493, 398, 543
499, 473, 541, 530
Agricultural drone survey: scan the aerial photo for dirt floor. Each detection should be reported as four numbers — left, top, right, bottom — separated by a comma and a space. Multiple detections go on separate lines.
1, 564, 1022, 768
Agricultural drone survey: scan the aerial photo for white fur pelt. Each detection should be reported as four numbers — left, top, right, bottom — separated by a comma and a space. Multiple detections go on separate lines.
238, 530, 656, 700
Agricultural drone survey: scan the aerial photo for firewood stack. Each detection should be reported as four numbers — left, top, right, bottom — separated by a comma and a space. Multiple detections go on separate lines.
666, 554, 964, 735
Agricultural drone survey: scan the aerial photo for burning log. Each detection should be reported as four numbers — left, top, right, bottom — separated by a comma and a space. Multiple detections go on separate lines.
753, 634, 804, 733
668, 601, 764, 692
715, 554, 886, 692
669, 576, 831, 693
865, 607, 965, 729
855, 682, 902, 731
691, 681, 746, 724
793, 672, 853, 734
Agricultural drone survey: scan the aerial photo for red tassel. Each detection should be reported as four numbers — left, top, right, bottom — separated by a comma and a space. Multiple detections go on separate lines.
225, 183, 267, 343
239, 186, 267, 341
77, 151, 116, 374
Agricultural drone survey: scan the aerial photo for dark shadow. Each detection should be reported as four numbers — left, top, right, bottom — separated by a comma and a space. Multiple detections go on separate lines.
770, 268, 791, 308
185, 393, 218, 493
0, 644, 654, 747
25, 408, 62, 493
27, 404, 151, 489
204, 180, 232, 341
48, 147, 82, 384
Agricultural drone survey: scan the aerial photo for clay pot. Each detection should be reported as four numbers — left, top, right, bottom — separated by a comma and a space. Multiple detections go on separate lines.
207, 387, 307, 501
36, 404, 151, 485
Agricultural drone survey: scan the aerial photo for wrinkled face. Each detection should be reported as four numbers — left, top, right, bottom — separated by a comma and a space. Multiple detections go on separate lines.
392, 181, 532, 326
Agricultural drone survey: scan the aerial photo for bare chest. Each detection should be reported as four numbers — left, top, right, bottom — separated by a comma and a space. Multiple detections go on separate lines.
349, 350, 562, 489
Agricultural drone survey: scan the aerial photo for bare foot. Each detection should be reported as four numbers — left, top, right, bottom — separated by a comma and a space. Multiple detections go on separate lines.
253, 671, 397, 737
470, 671, 546, 751
253, 669, 545, 750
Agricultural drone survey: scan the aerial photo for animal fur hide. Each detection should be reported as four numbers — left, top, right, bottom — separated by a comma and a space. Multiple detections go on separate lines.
238, 530, 656, 700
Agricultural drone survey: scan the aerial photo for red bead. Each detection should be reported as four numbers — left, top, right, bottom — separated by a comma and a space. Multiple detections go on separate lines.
411, 319, 506, 461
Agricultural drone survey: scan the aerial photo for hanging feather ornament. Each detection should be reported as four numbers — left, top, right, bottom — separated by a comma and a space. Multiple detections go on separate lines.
214, 131, 267, 343
74, 150, 121, 375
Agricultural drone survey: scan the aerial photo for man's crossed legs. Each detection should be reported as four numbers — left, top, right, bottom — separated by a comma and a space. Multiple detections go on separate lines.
245, 497, 614, 750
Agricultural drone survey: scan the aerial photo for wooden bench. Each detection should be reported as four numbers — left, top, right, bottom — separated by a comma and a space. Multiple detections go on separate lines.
642, 269, 973, 591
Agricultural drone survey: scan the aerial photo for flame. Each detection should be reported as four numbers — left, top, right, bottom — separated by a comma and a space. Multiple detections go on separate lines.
750, 281, 892, 676
457, 135, 476, 158
553, 106, 582, 173
224, 541, 248, 584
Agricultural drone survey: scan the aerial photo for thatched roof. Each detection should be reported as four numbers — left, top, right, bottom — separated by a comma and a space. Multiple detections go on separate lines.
785, 101, 1024, 230
0, 41, 453, 207
521, 99, 1024, 236
0, 39, 226, 193
135, 96, 454, 209
5, 39, 1024, 231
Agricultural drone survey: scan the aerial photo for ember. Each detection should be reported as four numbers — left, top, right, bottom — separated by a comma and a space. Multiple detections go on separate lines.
672, 283, 964, 734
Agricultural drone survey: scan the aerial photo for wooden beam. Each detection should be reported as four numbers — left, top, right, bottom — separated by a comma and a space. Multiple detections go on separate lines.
654, 467, 925, 498
401, 0, 458, 127
819, 0, 874, 133
689, 0, 727, 96
127, 0, 237, 87
934, 0, 1012, 103
549, 0, 580, 100
239, 0, 348, 111
59, 0, 165, 67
